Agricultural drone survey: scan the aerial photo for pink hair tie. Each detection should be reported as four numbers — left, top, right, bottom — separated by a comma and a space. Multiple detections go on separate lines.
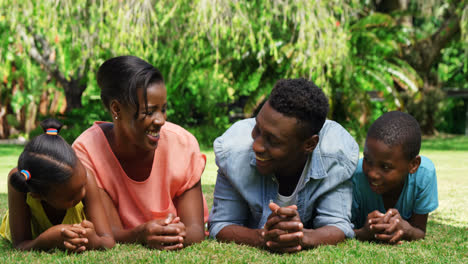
20, 170, 31, 181
46, 128, 58, 135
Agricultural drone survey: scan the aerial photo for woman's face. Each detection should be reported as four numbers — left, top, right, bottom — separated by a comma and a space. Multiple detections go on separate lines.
116, 82, 167, 152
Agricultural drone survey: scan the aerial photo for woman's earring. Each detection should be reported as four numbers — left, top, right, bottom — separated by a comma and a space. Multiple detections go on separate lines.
114, 116, 118, 120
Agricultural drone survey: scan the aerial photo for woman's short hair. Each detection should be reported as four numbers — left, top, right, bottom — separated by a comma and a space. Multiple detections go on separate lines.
97, 55, 164, 119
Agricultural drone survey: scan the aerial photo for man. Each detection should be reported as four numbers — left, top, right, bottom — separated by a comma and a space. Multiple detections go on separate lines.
208, 78, 359, 253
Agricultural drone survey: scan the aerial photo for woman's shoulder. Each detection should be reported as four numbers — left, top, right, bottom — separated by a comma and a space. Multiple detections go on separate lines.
161, 122, 199, 147
72, 122, 112, 159
73, 122, 109, 146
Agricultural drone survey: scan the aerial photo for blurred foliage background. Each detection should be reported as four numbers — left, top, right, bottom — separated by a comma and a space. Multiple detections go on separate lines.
0, 0, 467, 147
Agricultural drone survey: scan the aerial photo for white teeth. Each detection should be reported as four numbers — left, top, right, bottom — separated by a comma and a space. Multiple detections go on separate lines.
146, 131, 159, 137
371, 183, 380, 186
256, 156, 271, 162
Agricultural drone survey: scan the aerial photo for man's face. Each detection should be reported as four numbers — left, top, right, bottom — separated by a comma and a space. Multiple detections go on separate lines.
251, 101, 309, 177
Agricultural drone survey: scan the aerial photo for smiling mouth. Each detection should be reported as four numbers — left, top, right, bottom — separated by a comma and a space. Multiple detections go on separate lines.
146, 131, 160, 137
370, 182, 381, 187
256, 156, 272, 162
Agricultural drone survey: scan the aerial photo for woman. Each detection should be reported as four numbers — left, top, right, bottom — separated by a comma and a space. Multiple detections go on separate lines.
73, 56, 208, 250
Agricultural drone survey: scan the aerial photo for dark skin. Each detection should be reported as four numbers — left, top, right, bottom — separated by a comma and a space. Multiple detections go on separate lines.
8, 162, 114, 252
216, 101, 346, 253
96, 83, 205, 249
354, 138, 426, 244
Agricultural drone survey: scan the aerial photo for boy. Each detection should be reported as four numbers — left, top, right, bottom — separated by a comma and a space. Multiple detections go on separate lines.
352, 111, 438, 244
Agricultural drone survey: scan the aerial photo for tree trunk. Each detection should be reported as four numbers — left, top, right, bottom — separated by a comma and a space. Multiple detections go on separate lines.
19, 26, 88, 114
402, 13, 460, 134
376, 0, 412, 26
63, 80, 86, 112
377, 0, 462, 134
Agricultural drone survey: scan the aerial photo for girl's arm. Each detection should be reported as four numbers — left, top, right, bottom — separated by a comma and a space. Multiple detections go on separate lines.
8, 168, 86, 251
173, 180, 205, 245
82, 170, 115, 249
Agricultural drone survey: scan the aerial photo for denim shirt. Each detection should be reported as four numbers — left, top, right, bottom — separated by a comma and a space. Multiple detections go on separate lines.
208, 118, 359, 239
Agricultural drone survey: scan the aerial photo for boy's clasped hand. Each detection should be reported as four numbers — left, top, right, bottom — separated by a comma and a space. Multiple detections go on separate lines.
364, 209, 408, 244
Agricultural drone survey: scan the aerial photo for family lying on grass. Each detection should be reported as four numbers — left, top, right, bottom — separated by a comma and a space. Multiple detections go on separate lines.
0, 56, 438, 253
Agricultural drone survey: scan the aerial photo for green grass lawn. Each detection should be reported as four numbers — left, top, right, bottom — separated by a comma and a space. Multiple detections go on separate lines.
0, 136, 467, 263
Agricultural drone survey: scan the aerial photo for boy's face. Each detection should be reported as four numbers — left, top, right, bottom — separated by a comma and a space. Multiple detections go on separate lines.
362, 137, 420, 195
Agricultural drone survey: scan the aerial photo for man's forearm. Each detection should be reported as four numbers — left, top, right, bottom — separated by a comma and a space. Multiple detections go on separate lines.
302, 226, 345, 248
216, 225, 265, 248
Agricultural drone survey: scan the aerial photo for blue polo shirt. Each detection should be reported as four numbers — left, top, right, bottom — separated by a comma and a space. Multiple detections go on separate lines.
351, 156, 438, 229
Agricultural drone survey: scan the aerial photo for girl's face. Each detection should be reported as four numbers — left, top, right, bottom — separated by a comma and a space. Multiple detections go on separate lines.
116, 82, 167, 152
41, 160, 88, 210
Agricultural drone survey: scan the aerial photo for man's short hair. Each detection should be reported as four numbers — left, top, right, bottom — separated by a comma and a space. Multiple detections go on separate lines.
268, 78, 329, 138
367, 111, 421, 160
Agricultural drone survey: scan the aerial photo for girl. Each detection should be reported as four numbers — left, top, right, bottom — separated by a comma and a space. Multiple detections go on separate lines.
0, 119, 114, 251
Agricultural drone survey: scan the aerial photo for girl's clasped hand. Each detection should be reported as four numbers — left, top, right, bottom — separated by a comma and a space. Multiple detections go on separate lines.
61, 220, 109, 253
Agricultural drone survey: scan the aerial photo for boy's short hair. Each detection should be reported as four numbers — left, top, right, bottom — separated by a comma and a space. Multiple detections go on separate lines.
367, 111, 421, 160
268, 78, 329, 139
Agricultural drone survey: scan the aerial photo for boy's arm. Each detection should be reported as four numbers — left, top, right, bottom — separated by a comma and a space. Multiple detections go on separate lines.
406, 213, 428, 238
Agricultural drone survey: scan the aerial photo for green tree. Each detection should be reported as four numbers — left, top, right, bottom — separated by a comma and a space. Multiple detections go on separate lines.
2, 0, 466, 143
1, 0, 358, 144
369, 0, 467, 134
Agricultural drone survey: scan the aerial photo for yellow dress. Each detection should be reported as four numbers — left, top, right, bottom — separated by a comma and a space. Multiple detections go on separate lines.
0, 193, 86, 242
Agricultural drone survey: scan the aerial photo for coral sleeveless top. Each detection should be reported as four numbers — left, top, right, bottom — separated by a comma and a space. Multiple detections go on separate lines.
73, 121, 208, 229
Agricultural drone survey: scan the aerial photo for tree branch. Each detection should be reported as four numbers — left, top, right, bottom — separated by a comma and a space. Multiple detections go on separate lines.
402, 4, 461, 74
18, 25, 69, 85
17, 25, 87, 95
